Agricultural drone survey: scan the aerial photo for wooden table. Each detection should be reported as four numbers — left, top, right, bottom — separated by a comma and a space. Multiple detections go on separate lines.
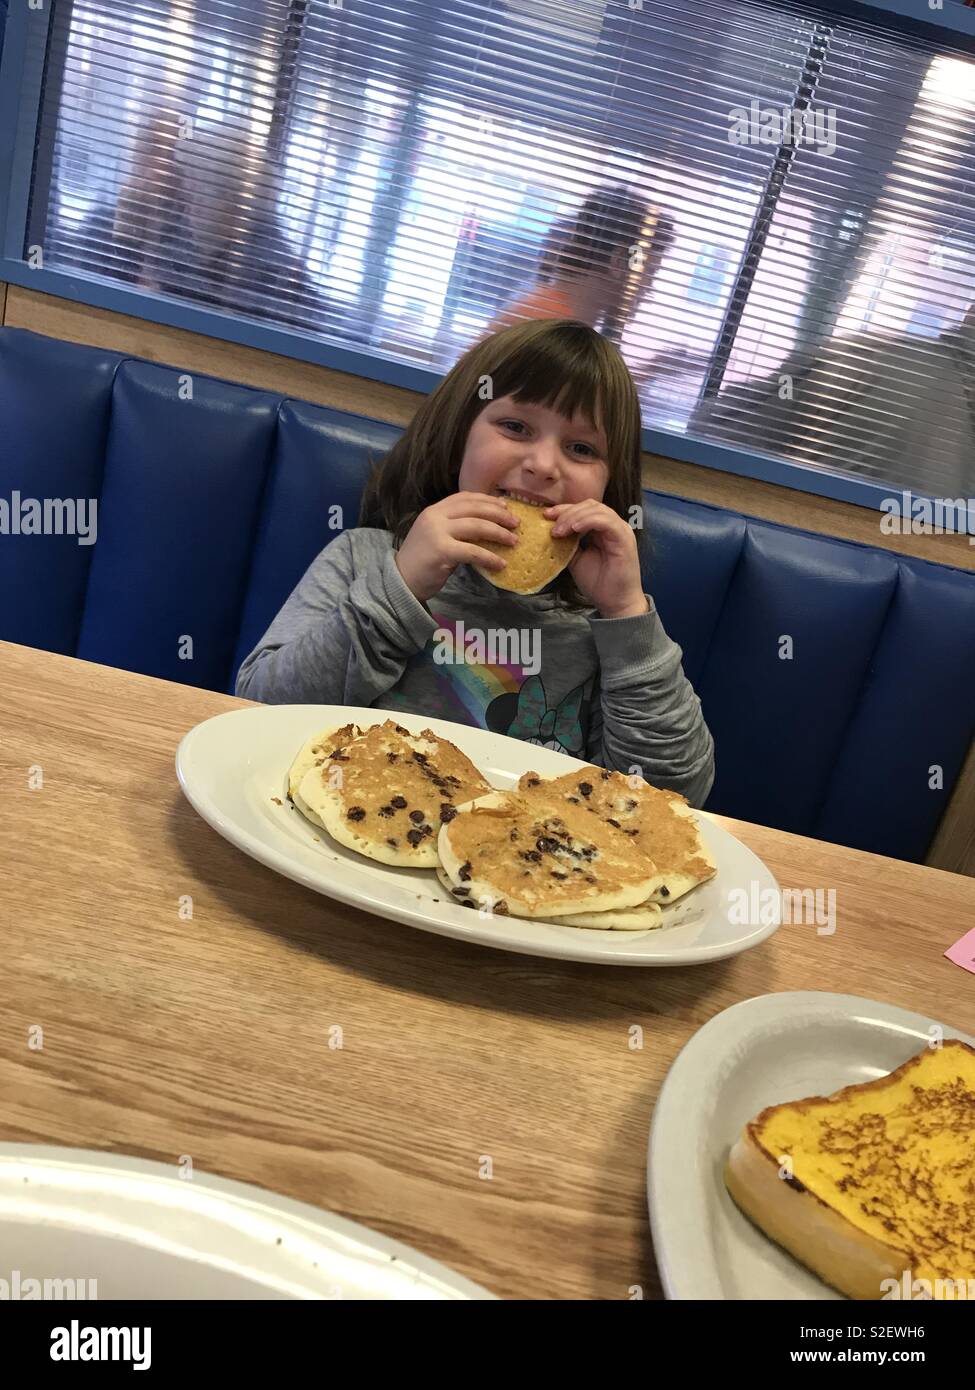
2, 640, 973, 1300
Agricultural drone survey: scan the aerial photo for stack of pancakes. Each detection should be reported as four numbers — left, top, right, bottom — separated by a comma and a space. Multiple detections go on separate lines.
288, 721, 715, 930
289, 720, 492, 867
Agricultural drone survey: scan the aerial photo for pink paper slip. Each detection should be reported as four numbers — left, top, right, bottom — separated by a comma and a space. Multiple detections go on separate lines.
945, 927, 975, 975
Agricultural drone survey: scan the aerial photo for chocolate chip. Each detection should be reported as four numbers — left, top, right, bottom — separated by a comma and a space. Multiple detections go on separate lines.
409, 809, 425, 824
526, 776, 540, 787
607, 818, 621, 829
659, 885, 670, 898
420, 824, 433, 838
386, 752, 399, 762
379, 806, 394, 818
571, 866, 582, 873
406, 828, 424, 847
567, 796, 580, 804
445, 775, 461, 786
391, 796, 407, 809
578, 782, 592, 797
520, 849, 542, 863
451, 885, 471, 897
412, 751, 428, 763
550, 870, 568, 880
347, 807, 366, 821
440, 804, 457, 823
584, 874, 596, 883
394, 724, 409, 734
494, 900, 509, 916
460, 897, 476, 909
387, 838, 398, 847
626, 798, 638, 810
458, 861, 472, 882
535, 836, 560, 854
509, 828, 519, 841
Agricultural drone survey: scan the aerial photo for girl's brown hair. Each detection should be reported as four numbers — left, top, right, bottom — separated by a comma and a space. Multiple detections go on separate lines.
358, 318, 645, 608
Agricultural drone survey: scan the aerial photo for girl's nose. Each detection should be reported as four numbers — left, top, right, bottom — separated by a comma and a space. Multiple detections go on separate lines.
524, 436, 561, 479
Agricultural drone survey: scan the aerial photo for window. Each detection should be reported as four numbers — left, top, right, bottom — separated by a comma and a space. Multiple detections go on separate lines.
687, 247, 735, 308
8, 0, 975, 497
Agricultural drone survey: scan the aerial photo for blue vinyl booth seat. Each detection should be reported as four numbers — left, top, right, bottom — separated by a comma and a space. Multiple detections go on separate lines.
3, 325, 975, 866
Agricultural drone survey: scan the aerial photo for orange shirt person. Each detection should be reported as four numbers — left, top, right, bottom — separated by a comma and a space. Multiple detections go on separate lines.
487, 183, 673, 340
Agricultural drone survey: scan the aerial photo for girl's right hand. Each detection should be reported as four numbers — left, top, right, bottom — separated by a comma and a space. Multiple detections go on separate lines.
395, 492, 520, 603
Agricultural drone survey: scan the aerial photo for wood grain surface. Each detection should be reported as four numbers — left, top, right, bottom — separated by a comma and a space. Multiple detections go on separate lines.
2, 642, 974, 1300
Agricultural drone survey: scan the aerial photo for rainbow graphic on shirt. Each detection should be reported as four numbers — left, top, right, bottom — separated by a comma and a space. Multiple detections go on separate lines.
382, 613, 590, 757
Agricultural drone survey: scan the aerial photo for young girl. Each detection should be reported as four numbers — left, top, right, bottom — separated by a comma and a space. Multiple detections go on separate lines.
235, 320, 714, 808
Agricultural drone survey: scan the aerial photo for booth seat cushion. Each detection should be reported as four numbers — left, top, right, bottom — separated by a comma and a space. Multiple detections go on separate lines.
2, 325, 974, 866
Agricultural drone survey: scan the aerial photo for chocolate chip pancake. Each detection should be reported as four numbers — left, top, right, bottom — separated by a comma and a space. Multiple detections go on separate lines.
294, 719, 493, 867
288, 722, 359, 802
433, 864, 664, 930
437, 788, 658, 919
516, 766, 715, 904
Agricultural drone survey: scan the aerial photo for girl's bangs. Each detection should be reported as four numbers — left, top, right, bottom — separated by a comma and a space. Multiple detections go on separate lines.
494, 336, 612, 434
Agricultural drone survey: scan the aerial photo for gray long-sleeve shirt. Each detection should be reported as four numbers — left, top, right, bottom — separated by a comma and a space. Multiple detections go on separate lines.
235, 528, 715, 807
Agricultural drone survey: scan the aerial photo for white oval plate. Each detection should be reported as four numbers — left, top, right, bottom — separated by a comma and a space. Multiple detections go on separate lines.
648, 991, 975, 1299
175, 704, 781, 966
0, 1145, 494, 1300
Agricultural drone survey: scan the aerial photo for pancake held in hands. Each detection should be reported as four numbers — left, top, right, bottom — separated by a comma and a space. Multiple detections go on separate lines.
291, 719, 492, 868
516, 766, 715, 905
472, 495, 580, 594
437, 788, 658, 919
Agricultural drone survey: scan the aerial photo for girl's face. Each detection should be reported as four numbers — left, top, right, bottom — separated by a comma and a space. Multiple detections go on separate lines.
458, 395, 610, 508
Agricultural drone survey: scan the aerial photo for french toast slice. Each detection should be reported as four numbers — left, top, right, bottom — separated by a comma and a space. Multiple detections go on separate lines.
724, 1040, 975, 1299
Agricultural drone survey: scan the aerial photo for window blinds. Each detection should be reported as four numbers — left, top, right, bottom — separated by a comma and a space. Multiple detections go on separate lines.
22, 0, 975, 496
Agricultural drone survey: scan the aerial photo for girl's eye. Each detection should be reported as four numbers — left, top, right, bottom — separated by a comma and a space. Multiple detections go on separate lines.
496, 418, 599, 457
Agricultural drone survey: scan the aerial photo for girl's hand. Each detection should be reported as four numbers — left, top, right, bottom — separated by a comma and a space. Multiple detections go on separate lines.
395, 492, 520, 603
545, 501, 649, 619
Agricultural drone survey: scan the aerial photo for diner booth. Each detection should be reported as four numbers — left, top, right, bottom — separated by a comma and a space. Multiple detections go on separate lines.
0, 0, 973, 1322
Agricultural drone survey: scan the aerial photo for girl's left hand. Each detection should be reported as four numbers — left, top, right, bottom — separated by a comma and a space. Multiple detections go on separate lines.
544, 501, 650, 619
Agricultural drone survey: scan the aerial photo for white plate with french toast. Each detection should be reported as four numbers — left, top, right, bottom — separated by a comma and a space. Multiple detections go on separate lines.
176, 704, 781, 966
648, 992, 975, 1299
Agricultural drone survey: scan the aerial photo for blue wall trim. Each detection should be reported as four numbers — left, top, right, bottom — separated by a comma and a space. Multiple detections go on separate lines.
0, 1, 50, 262
0, 0, 29, 259
0, 258, 440, 395
642, 430, 917, 512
